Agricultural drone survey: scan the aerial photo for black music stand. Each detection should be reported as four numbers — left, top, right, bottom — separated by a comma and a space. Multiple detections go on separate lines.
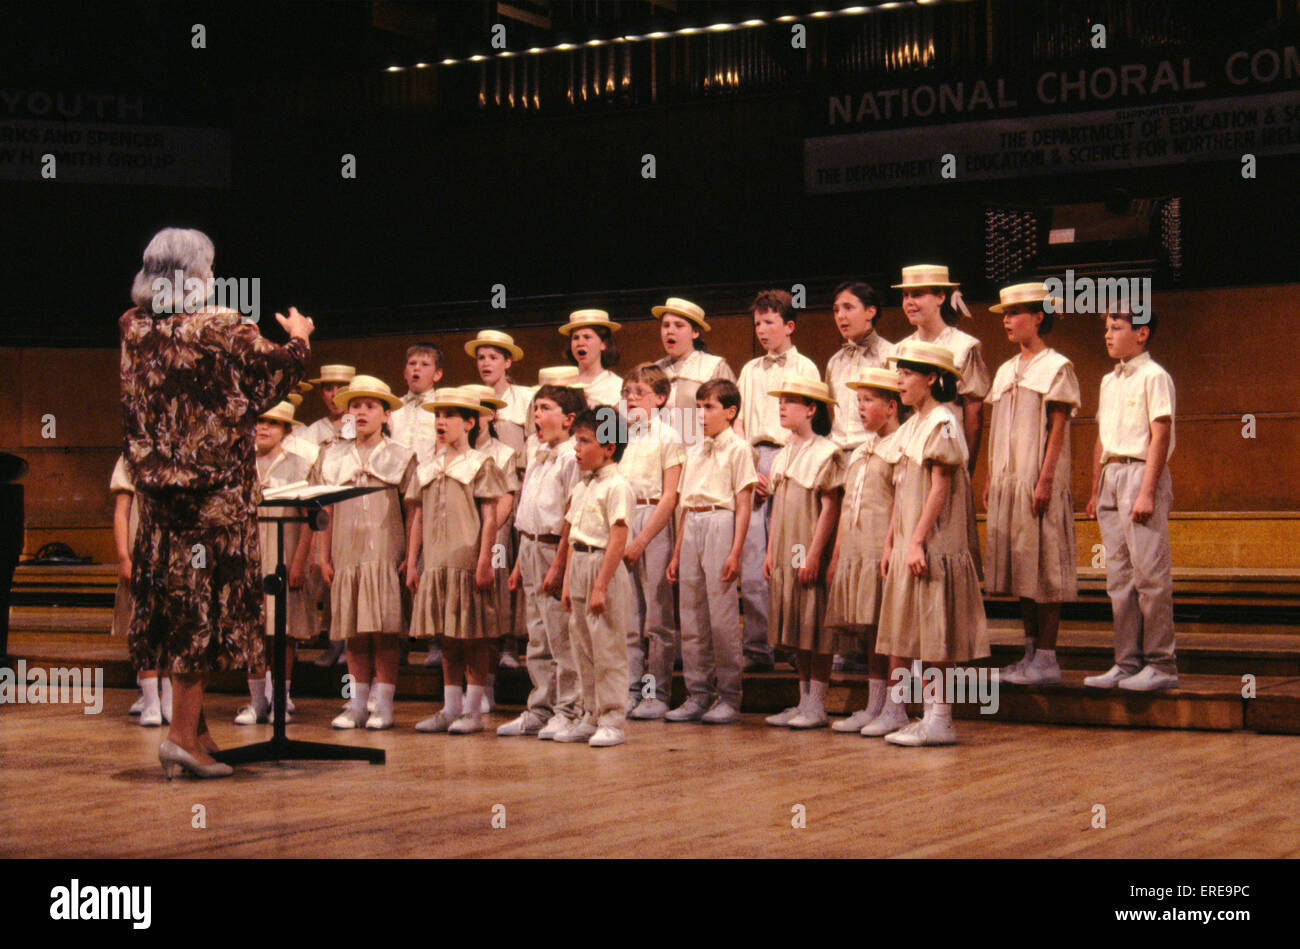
212, 484, 387, 767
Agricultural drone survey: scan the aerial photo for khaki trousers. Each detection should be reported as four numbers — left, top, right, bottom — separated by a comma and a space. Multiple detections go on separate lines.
678, 508, 742, 707
569, 549, 632, 729
518, 536, 580, 722
627, 504, 678, 702
1097, 461, 1177, 675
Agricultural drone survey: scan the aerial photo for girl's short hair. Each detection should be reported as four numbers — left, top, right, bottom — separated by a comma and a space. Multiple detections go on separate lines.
788, 396, 832, 438
896, 359, 959, 403
833, 280, 883, 325
864, 386, 913, 424
440, 405, 481, 445
624, 362, 671, 402
565, 324, 620, 369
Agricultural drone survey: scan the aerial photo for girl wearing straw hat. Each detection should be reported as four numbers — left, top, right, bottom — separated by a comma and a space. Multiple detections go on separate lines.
309, 375, 417, 730
406, 388, 508, 734
467, 329, 536, 461
560, 310, 624, 409
984, 283, 1081, 686
891, 266, 992, 472
875, 342, 989, 746
464, 383, 524, 706
652, 297, 735, 435
761, 377, 845, 729
234, 401, 315, 726
824, 368, 913, 736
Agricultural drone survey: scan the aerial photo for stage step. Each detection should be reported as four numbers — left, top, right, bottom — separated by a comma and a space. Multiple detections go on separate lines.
6, 637, 1298, 735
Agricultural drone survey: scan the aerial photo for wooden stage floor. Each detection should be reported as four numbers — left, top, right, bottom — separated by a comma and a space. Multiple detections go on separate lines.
3, 688, 1299, 859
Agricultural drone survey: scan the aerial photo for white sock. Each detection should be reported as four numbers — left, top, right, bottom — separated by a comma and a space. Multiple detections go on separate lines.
159, 677, 173, 719
930, 702, 953, 726
351, 682, 371, 718
248, 677, 269, 714
866, 677, 887, 718
264, 669, 273, 704
140, 677, 160, 713
807, 678, 828, 713
371, 682, 396, 719
1034, 648, 1057, 664
797, 678, 810, 710
443, 685, 464, 718
464, 684, 484, 716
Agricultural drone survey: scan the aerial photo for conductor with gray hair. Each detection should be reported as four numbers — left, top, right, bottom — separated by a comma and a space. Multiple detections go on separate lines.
119, 227, 315, 779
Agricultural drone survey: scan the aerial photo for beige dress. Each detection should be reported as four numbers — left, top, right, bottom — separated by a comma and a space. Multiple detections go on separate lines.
656, 350, 734, 439
481, 437, 522, 637
894, 325, 992, 401
309, 437, 416, 639
766, 434, 845, 653
406, 447, 508, 640
984, 348, 1081, 602
824, 428, 903, 634
256, 447, 317, 639
108, 456, 139, 638
582, 369, 624, 409
876, 408, 989, 662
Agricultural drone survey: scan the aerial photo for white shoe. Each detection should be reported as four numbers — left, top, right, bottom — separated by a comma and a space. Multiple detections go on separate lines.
701, 701, 740, 724
498, 652, 522, 671
479, 694, 493, 714
414, 709, 456, 733
832, 709, 877, 733
789, 707, 829, 729
999, 656, 1033, 685
234, 704, 269, 725
365, 711, 394, 730
625, 694, 640, 715
554, 720, 598, 743
884, 715, 958, 746
331, 707, 368, 729
860, 705, 911, 737
139, 706, 162, 727
366, 693, 378, 714
537, 715, 573, 740
1117, 665, 1179, 692
286, 696, 296, 714
423, 646, 443, 667
589, 726, 626, 747
1018, 653, 1062, 686
629, 697, 669, 720
129, 694, 145, 716
449, 711, 484, 734
497, 711, 545, 736
764, 705, 802, 727
664, 697, 710, 722
1083, 665, 1132, 689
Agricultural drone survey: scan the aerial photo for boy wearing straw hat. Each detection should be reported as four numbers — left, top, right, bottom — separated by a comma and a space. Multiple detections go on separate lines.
236, 400, 316, 725
1083, 308, 1178, 692
891, 265, 991, 473
389, 342, 445, 460
736, 290, 820, 674
497, 373, 588, 738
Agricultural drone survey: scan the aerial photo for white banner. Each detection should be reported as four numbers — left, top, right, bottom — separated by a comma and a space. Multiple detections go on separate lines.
0, 119, 230, 187
804, 90, 1300, 193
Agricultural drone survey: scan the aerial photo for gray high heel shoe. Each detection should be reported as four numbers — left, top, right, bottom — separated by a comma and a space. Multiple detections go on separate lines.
159, 739, 234, 780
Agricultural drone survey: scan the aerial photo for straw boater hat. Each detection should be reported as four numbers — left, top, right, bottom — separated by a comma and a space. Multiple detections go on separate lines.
295, 380, 314, 394
651, 297, 710, 333
892, 264, 971, 319
420, 386, 493, 417
988, 281, 1064, 314
286, 391, 304, 408
536, 365, 587, 388
768, 375, 836, 406
888, 340, 964, 381
464, 329, 524, 361
334, 374, 402, 411
462, 383, 507, 410
558, 309, 621, 335
259, 401, 303, 427
847, 367, 903, 393
309, 364, 356, 386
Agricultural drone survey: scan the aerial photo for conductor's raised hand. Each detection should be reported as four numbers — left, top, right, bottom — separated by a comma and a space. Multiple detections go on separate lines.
275, 306, 315, 341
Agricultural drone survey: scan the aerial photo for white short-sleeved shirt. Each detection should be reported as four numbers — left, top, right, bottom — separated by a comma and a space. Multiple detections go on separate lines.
388, 391, 438, 460
516, 438, 580, 536
494, 382, 537, 431
302, 415, 352, 448
824, 331, 894, 451
1098, 351, 1176, 462
581, 370, 624, 409
677, 427, 758, 511
618, 415, 686, 503
566, 463, 635, 549
737, 345, 820, 446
